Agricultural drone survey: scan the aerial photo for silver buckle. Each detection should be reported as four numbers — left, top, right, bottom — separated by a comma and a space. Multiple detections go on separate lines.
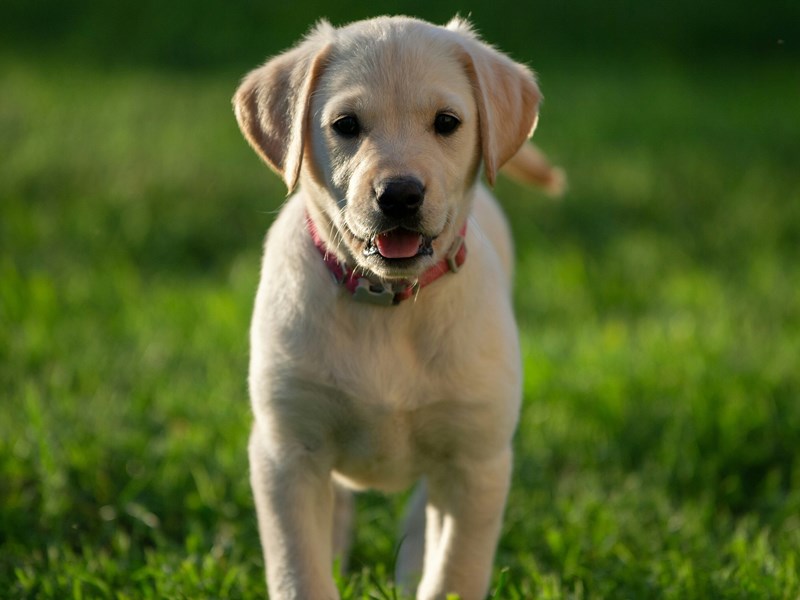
352, 278, 396, 306
446, 235, 465, 273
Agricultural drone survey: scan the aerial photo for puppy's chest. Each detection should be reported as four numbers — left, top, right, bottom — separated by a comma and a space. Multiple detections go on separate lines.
272, 296, 510, 490
329, 382, 475, 492
314, 329, 480, 490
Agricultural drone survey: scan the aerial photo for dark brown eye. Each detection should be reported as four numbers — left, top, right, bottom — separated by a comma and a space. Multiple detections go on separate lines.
332, 115, 360, 138
434, 113, 460, 135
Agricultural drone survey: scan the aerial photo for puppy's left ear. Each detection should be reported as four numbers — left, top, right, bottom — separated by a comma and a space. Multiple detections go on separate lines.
233, 25, 333, 192
448, 18, 541, 186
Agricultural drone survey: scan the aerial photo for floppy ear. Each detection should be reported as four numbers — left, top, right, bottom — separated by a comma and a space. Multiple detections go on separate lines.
448, 18, 541, 186
233, 27, 332, 192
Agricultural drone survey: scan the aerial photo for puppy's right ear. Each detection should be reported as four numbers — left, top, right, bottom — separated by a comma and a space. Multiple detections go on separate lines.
233, 26, 332, 192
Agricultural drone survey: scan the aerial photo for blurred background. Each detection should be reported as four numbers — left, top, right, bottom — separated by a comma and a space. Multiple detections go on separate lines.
2, 0, 799, 597
2, 0, 796, 68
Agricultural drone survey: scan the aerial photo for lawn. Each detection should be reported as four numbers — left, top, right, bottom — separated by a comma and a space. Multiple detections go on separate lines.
1, 3, 799, 598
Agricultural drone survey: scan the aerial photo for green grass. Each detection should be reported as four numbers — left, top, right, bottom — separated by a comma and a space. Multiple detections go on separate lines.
2, 34, 799, 600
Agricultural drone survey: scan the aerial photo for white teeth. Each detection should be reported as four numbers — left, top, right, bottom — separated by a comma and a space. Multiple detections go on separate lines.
364, 238, 379, 256
419, 238, 434, 256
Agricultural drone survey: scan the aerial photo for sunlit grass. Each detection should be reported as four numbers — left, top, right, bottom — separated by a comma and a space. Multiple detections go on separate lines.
1, 54, 798, 598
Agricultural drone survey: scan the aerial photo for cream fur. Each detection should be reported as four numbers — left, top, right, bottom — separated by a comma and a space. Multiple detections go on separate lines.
233, 15, 557, 600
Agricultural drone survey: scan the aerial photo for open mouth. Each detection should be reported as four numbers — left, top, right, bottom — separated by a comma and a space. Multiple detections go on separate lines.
363, 228, 434, 260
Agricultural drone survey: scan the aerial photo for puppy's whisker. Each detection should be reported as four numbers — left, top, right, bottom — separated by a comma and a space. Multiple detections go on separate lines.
322, 210, 348, 259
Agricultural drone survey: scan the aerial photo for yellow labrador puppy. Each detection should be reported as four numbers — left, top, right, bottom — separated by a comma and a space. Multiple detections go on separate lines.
234, 15, 561, 600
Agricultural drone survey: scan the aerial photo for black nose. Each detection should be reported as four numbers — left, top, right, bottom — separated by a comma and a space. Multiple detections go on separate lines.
376, 177, 425, 218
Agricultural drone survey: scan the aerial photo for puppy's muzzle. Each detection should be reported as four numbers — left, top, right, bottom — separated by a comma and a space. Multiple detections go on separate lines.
376, 177, 425, 220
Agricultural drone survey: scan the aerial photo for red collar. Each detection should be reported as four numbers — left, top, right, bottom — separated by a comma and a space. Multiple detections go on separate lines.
306, 215, 467, 306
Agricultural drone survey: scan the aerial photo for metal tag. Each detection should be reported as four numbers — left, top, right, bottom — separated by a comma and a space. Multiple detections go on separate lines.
352, 278, 396, 306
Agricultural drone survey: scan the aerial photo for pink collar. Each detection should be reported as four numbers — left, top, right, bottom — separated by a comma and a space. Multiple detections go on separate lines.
306, 215, 467, 306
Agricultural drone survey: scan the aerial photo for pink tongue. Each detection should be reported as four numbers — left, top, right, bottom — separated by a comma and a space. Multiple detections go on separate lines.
375, 229, 423, 259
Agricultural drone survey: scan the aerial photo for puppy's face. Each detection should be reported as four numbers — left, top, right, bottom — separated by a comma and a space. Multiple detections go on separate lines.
234, 17, 541, 281
306, 33, 480, 279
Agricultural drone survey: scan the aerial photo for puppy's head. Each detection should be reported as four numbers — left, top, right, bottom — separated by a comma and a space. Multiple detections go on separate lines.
234, 16, 540, 281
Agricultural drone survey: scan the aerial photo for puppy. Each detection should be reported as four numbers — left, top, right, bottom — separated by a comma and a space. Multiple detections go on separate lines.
233, 15, 561, 600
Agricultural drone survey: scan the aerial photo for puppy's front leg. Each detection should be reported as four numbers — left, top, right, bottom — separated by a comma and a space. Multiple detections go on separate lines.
248, 427, 339, 600
416, 449, 513, 600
